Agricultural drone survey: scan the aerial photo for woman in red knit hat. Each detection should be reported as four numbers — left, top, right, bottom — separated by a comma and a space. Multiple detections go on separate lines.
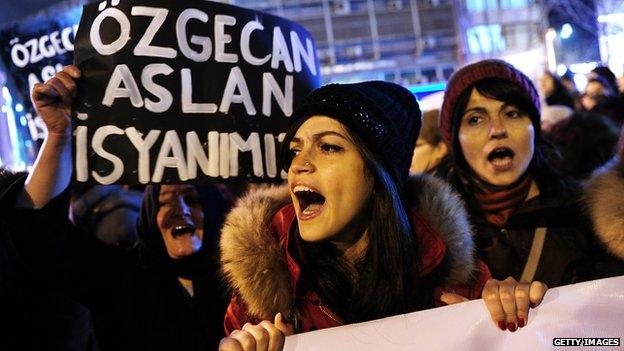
438, 60, 624, 292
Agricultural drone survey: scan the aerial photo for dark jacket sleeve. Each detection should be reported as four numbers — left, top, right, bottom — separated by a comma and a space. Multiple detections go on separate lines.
0, 173, 128, 306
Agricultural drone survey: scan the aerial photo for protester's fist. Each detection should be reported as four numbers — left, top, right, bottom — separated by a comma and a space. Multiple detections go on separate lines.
31, 65, 81, 136
219, 313, 294, 351
481, 277, 548, 332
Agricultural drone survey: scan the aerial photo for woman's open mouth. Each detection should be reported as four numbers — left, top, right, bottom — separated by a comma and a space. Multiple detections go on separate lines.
171, 224, 196, 238
293, 185, 326, 220
487, 147, 515, 171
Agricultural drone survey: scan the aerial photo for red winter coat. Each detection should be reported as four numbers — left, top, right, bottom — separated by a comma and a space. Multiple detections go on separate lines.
220, 175, 491, 334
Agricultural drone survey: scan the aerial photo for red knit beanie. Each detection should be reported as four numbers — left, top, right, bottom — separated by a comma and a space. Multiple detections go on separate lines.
439, 59, 541, 146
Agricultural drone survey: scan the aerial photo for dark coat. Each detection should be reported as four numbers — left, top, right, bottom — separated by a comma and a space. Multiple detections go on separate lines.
220, 175, 491, 334
443, 169, 624, 288
0, 174, 230, 351
0, 170, 97, 351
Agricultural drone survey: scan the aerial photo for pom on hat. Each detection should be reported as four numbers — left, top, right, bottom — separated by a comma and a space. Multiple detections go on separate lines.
439, 59, 541, 146
281, 81, 422, 184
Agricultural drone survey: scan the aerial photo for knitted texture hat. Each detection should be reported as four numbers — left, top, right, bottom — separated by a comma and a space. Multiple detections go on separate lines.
281, 81, 422, 184
439, 59, 541, 146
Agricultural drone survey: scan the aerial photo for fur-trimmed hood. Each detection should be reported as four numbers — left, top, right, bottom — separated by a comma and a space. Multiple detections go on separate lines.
220, 174, 476, 320
585, 159, 624, 259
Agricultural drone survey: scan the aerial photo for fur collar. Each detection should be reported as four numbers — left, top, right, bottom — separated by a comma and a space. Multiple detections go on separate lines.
220, 174, 476, 320
585, 159, 624, 259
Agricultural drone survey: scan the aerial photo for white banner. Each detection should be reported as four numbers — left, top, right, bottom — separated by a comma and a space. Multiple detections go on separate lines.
284, 276, 624, 351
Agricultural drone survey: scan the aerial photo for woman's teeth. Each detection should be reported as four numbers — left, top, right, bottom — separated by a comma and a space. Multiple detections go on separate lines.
491, 157, 512, 167
293, 186, 326, 216
172, 225, 195, 237
293, 185, 313, 193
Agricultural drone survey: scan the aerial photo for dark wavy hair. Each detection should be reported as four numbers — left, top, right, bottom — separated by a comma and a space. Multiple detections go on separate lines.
291, 119, 432, 323
449, 78, 571, 197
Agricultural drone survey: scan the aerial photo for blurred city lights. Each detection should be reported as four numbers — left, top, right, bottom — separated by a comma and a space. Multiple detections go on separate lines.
573, 74, 588, 91
560, 23, 573, 40
569, 62, 597, 74
597, 13, 624, 23
408, 82, 446, 95
545, 28, 557, 73
2, 87, 24, 170
545, 28, 557, 41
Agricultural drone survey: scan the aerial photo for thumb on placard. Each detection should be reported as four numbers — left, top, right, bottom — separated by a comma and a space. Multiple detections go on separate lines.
440, 292, 469, 305
274, 312, 295, 336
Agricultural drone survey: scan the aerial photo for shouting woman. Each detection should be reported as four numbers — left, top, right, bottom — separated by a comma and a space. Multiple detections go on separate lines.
437, 59, 624, 289
219, 81, 548, 350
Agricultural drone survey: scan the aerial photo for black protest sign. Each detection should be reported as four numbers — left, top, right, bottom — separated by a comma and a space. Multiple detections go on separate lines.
73, 0, 321, 185
0, 7, 82, 143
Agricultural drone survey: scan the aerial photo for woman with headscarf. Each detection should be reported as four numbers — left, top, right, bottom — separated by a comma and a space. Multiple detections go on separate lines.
436, 59, 624, 290
217, 81, 549, 351
2, 66, 231, 350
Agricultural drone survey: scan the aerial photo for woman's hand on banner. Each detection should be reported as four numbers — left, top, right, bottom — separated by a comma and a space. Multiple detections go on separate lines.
219, 313, 294, 351
31, 65, 81, 136
482, 277, 548, 332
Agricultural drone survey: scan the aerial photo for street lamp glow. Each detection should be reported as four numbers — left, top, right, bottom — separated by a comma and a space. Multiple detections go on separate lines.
545, 29, 557, 72
545, 28, 557, 41
598, 13, 624, 23
560, 23, 573, 39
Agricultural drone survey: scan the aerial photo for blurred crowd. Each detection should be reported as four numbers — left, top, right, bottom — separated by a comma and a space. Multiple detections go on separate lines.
1, 59, 624, 351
